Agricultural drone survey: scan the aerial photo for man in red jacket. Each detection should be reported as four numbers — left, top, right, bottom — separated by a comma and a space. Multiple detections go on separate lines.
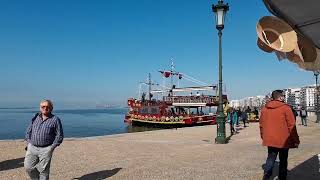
260, 90, 300, 180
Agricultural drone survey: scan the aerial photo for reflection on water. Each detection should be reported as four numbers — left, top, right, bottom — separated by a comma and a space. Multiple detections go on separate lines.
125, 125, 162, 133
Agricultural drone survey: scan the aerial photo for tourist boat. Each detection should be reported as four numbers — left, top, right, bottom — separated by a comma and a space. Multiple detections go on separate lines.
124, 63, 228, 127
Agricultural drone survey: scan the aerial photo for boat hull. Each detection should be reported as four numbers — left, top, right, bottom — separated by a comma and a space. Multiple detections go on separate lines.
125, 116, 216, 128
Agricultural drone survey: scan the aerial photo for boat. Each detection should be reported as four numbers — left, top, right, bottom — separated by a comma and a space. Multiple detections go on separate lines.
124, 63, 228, 127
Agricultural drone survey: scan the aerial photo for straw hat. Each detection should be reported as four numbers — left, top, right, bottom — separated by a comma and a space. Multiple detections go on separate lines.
257, 16, 297, 52
257, 38, 273, 53
287, 35, 317, 63
296, 48, 320, 71
297, 35, 317, 62
286, 44, 304, 63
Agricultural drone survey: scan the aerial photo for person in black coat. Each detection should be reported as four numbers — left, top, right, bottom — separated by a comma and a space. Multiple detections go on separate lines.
290, 106, 298, 121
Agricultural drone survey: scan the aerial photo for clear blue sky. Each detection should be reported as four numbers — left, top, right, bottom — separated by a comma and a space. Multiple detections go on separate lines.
0, 0, 315, 108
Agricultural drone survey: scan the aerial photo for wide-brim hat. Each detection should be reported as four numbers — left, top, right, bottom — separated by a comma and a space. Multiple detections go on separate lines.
296, 48, 320, 71
257, 38, 273, 53
257, 16, 297, 52
286, 43, 304, 63
297, 35, 317, 62
287, 35, 317, 63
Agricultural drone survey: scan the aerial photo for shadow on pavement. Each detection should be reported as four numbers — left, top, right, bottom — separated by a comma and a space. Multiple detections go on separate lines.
73, 168, 122, 180
289, 155, 319, 180
236, 127, 244, 131
0, 157, 24, 172
262, 155, 319, 180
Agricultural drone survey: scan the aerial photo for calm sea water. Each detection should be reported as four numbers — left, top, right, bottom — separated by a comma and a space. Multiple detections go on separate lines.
0, 108, 158, 140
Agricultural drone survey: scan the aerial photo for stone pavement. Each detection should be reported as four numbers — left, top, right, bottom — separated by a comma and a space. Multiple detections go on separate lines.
0, 117, 319, 180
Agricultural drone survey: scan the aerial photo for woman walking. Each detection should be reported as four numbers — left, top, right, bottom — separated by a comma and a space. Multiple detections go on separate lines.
227, 108, 234, 134
231, 109, 238, 134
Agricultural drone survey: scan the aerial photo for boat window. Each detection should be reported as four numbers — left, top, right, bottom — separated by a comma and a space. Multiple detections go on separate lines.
140, 107, 148, 114
150, 107, 159, 114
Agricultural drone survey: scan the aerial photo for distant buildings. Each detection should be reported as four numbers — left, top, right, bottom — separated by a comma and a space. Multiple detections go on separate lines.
230, 85, 319, 110
230, 96, 265, 109
230, 100, 240, 108
283, 88, 301, 108
300, 86, 316, 110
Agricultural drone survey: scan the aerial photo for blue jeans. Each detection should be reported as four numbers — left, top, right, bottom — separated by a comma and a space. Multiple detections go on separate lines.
264, 147, 289, 180
24, 144, 54, 180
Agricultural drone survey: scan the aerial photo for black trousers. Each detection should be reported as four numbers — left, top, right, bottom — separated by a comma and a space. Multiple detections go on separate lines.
242, 119, 246, 126
264, 147, 289, 180
229, 121, 234, 134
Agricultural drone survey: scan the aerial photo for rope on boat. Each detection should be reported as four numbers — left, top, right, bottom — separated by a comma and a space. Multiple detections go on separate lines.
179, 73, 210, 86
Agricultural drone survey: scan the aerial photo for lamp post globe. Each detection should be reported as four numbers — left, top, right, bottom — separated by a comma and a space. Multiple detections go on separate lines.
212, 0, 229, 30
212, 0, 229, 144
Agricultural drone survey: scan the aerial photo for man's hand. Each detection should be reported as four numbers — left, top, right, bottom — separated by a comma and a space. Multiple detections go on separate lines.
24, 142, 29, 151
50, 145, 57, 152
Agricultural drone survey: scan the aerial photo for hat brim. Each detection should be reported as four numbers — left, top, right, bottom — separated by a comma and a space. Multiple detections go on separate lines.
257, 16, 297, 52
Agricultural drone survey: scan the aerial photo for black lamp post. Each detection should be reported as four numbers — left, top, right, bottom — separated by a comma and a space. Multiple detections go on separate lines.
313, 71, 320, 123
212, 0, 229, 144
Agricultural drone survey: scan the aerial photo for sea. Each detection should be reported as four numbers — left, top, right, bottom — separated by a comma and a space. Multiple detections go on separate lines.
0, 107, 159, 140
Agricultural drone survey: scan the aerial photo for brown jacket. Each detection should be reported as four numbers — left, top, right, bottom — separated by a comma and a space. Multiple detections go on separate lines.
259, 100, 300, 148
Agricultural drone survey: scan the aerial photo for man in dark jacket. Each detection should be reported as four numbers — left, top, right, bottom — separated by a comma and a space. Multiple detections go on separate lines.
259, 90, 300, 180
253, 107, 259, 120
241, 111, 248, 127
299, 107, 308, 126
290, 106, 298, 121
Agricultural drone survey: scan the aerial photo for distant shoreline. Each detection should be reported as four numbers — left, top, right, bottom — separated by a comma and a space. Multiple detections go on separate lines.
0, 107, 35, 110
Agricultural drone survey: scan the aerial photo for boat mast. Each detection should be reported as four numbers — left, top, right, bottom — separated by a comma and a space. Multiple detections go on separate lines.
171, 59, 174, 88
148, 73, 152, 101
171, 59, 175, 97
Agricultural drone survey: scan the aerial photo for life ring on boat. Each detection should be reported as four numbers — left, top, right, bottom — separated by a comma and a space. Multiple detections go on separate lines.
161, 116, 166, 121
174, 117, 179, 122
166, 117, 170, 122
170, 116, 174, 122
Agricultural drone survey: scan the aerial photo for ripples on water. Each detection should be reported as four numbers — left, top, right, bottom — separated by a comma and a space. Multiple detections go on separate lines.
0, 107, 159, 140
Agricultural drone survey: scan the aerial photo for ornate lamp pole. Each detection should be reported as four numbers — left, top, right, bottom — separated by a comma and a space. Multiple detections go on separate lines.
212, 0, 229, 144
314, 71, 320, 123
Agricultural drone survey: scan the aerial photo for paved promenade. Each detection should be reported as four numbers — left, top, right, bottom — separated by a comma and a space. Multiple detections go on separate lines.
0, 117, 319, 180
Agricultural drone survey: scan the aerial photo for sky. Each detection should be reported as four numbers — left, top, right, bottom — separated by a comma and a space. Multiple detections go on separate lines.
0, 0, 316, 108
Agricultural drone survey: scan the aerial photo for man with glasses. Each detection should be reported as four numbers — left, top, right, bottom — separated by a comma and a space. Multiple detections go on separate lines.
259, 90, 299, 180
24, 100, 64, 180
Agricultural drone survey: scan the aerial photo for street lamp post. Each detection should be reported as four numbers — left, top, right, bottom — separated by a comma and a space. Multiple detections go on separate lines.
314, 71, 320, 123
212, 0, 229, 144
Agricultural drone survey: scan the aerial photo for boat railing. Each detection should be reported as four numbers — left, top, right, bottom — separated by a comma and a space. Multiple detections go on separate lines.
163, 95, 226, 104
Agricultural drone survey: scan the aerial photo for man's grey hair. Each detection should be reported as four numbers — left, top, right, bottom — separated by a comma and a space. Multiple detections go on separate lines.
40, 99, 54, 109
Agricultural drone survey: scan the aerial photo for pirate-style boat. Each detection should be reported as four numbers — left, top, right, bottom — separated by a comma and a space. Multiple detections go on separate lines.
124, 63, 228, 127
